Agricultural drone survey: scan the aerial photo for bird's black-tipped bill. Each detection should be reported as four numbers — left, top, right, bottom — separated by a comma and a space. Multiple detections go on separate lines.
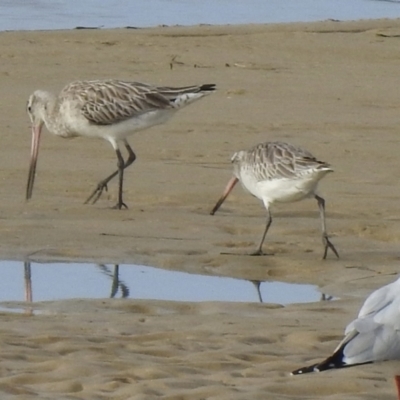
210, 176, 239, 215
26, 125, 42, 200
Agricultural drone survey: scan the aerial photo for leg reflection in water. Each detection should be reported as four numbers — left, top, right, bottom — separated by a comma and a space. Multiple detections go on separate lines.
97, 264, 129, 298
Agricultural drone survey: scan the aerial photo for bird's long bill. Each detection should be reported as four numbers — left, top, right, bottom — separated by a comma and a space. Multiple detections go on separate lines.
210, 176, 239, 215
26, 125, 42, 200
394, 375, 400, 399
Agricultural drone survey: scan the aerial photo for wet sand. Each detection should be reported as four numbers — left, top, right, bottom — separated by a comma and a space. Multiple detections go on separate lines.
1, 18, 400, 398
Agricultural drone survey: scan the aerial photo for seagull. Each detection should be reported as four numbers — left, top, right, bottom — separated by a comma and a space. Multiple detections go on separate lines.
26, 79, 216, 209
292, 275, 400, 398
210, 141, 338, 258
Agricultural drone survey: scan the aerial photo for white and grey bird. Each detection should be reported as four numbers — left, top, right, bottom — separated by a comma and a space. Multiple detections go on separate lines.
210, 141, 338, 259
292, 275, 400, 398
26, 79, 216, 209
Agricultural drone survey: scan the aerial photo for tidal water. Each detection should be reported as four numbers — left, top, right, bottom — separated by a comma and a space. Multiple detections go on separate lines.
0, 0, 399, 31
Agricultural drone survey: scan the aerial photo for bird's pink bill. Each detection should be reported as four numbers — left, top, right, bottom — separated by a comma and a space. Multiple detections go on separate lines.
210, 176, 239, 215
26, 124, 43, 200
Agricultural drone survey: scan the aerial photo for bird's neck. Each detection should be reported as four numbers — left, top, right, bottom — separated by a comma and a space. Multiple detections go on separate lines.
41, 92, 58, 131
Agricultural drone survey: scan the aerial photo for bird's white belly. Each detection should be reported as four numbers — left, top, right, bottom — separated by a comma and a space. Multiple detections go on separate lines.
241, 174, 321, 205
65, 109, 174, 141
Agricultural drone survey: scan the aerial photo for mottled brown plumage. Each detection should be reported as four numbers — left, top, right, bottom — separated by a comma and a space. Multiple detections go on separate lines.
211, 141, 339, 258
231, 142, 330, 182
26, 79, 216, 208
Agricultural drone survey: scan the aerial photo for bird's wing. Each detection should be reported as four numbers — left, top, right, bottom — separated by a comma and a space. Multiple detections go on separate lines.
342, 324, 400, 364
340, 277, 400, 364
344, 281, 396, 338
292, 277, 400, 374
356, 278, 400, 320
152, 83, 216, 100
246, 142, 330, 181
64, 80, 173, 125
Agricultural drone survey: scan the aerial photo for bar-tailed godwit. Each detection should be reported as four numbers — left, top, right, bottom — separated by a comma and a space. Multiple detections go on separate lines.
210, 141, 339, 259
292, 275, 400, 399
26, 80, 216, 209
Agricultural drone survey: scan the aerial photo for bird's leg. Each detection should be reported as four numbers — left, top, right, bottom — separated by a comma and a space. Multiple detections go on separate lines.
84, 140, 136, 206
315, 194, 339, 259
113, 148, 128, 209
250, 209, 273, 256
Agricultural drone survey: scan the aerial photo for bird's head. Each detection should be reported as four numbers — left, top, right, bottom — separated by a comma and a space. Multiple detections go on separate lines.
25, 90, 52, 201
26, 90, 51, 131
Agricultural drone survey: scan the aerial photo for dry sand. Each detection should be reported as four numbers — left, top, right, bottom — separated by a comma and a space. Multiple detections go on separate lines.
1, 18, 400, 399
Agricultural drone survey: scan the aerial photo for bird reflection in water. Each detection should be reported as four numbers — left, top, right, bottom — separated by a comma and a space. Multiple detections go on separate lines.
250, 280, 334, 304
24, 261, 33, 315
320, 293, 334, 301
97, 264, 130, 298
250, 280, 263, 303
22, 263, 129, 309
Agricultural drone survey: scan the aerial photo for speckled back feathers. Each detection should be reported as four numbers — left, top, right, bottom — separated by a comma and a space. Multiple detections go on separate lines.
231, 141, 332, 182
58, 80, 215, 126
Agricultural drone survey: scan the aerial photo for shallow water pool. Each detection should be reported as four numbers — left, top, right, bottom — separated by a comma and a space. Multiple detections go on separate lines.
0, 261, 326, 305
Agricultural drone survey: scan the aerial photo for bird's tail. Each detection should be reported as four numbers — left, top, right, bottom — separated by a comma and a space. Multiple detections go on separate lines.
291, 363, 320, 375
158, 84, 216, 108
291, 345, 347, 375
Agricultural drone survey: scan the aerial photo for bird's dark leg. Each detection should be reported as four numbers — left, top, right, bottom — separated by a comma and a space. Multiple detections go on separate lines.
84, 140, 136, 206
250, 209, 273, 256
315, 194, 339, 259
113, 148, 128, 209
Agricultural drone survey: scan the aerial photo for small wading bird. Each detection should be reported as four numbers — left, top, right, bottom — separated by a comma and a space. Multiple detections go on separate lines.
26, 80, 216, 209
210, 141, 339, 258
292, 275, 400, 399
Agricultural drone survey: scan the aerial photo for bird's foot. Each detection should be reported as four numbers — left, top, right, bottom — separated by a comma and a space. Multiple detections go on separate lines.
249, 249, 273, 256
322, 235, 339, 259
111, 202, 128, 210
84, 182, 109, 205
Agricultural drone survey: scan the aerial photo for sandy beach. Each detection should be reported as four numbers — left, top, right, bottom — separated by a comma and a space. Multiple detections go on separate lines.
1, 18, 400, 398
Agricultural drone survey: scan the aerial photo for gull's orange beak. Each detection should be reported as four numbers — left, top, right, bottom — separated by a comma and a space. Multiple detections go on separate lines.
26, 122, 43, 200
210, 176, 239, 215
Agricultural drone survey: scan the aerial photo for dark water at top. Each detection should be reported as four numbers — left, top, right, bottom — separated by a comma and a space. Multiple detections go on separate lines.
0, 0, 400, 31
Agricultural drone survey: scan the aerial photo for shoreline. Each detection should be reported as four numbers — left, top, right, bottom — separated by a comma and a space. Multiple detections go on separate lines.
0, 17, 399, 33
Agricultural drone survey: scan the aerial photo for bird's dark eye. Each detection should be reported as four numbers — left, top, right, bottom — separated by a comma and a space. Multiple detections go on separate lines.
28, 106, 32, 112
